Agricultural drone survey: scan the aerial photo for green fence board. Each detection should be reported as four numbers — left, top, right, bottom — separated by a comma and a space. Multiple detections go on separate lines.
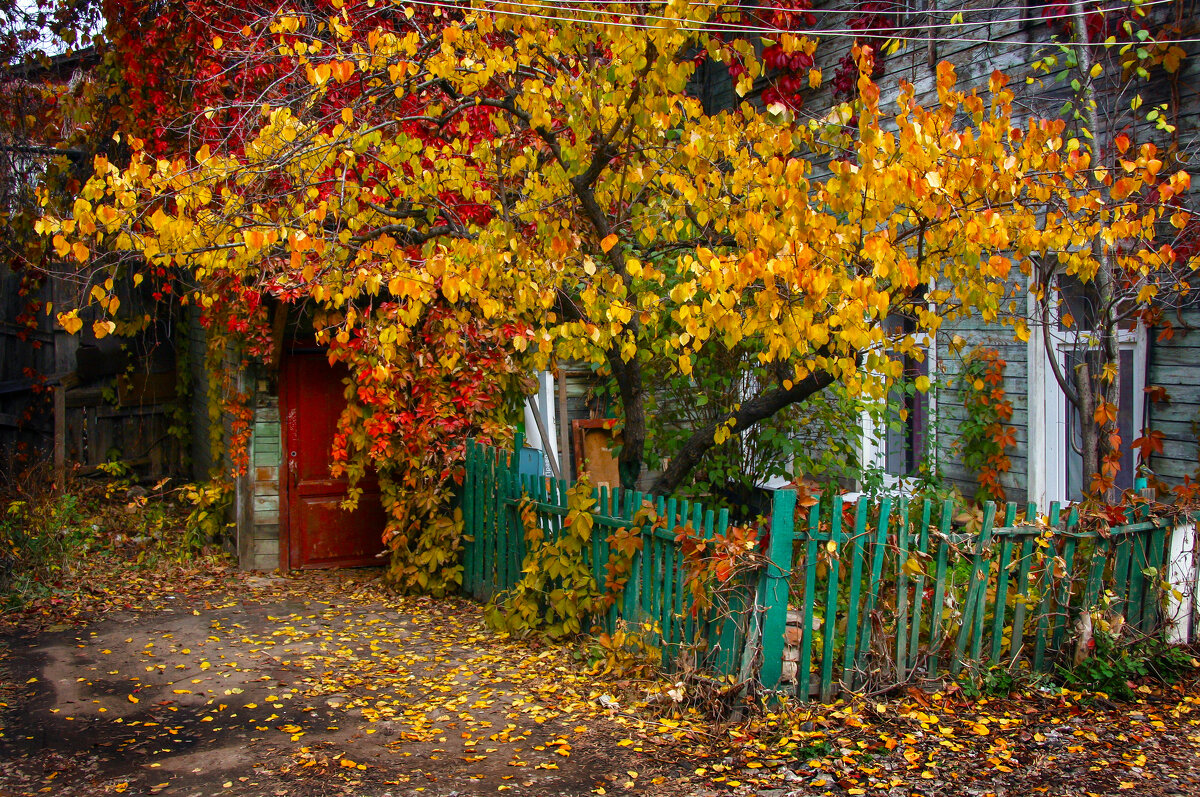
841, 499, 870, 687
895, 499, 911, 682
820, 496, 844, 703
927, 501, 954, 679
906, 499, 933, 672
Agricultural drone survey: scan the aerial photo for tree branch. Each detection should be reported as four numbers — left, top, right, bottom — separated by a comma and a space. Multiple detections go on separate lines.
649, 367, 837, 495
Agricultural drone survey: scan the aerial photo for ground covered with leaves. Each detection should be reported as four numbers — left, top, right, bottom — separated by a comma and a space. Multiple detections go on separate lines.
1, 488, 1199, 796
1, 569, 1198, 797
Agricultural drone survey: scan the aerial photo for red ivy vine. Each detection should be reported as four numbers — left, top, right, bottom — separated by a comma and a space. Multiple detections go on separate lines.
956, 347, 1015, 503
326, 297, 530, 596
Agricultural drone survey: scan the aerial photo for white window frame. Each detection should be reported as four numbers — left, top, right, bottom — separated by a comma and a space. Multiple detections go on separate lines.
1028, 298, 1146, 509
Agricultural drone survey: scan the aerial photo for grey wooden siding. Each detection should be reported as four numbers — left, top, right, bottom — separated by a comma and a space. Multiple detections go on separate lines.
932, 318, 1030, 504
1147, 309, 1200, 486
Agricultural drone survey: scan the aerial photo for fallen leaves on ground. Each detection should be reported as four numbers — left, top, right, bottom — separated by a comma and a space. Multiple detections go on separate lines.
624, 680, 1200, 796
1, 557, 1198, 796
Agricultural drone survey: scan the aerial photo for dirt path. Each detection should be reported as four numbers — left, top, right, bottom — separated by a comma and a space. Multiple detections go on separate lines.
0, 572, 684, 797
5, 569, 1200, 797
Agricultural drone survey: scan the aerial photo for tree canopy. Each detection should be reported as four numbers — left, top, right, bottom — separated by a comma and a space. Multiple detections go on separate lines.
24, 1, 1200, 587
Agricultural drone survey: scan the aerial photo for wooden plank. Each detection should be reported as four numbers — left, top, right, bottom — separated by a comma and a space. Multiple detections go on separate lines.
1051, 507, 1081, 655
798, 502, 820, 701
857, 498, 891, 687
1143, 523, 1168, 632
54, 385, 65, 491
758, 489, 797, 694
1010, 504, 1039, 663
989, 503, 1019, 665
820, 496, 843, 703
927, 500, 954, 678
1128, 529, 1149, 632
493, 451, 508, 597
895, 499, 911, 682
841, 499, 870, 688
953, 502, 996, 675
716, 506, 746, 676
462, 440, 477, 597
1033, 503, 1061, 672
1113, 533, 1132, 620
907, 499, 933, 672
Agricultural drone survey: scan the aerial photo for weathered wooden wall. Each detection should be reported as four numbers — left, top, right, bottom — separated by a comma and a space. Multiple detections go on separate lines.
1147, 309, 1200, 486
240, 374, 283, 571
0, 262, 202, 485
0, 265, 56, 470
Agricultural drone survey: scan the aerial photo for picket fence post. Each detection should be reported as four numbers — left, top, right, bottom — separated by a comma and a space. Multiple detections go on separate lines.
757, 488, 797, 694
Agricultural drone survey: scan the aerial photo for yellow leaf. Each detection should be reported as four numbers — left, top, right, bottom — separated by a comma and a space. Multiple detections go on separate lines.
213, 36, 223, 50
93, 320, 116, 339
128, 694, 139, 704
600, 234, 618, 253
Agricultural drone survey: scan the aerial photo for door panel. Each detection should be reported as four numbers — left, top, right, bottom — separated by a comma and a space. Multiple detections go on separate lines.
283, 353, 386, 569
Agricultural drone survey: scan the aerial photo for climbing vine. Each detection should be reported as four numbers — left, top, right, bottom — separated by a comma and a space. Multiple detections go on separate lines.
955, 347, 1015, 503
487, 479, 603, 639
327, 299, 530, 597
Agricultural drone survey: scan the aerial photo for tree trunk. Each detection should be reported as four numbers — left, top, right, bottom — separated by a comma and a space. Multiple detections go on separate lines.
608, 351, 646, 491
1070, 0, 1123, 501
648, 368, 836, 495
1076, 359, 1099, 496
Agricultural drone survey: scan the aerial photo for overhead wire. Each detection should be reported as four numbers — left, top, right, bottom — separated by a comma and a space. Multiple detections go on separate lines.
397, 0, 1200, 47
502, 0, 1175, 20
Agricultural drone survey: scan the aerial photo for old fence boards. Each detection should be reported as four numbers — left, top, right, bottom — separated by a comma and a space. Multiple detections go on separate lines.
462, 439, 1199, 701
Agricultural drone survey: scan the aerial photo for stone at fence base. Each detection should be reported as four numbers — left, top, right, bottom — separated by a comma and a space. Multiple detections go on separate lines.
779, 610, 805, 684
781, 660, 798, 684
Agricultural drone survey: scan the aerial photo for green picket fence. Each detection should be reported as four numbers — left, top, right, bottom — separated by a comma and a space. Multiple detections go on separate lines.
461, 437, 760, 678
767, 493, 1183, 701
462, 438, 1190, 700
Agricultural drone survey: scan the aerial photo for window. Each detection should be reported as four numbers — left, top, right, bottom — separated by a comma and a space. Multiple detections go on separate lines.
1040, 277, 1146, 503
862, 311, 934, 486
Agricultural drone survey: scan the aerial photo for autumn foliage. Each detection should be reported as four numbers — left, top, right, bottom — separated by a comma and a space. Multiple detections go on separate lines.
326, 298, 528, 594
29, 0, 1200, 586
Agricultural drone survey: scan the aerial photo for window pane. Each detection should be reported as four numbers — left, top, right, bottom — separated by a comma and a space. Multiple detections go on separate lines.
1063, 347, 1135, 500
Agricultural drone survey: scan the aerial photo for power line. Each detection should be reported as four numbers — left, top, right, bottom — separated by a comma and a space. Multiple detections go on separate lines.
484, 0, 1177, 33
514, 0, 1176, 22
398, 0, 1200, 48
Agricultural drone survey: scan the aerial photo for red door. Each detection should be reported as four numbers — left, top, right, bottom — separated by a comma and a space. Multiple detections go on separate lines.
281, 353, 387, 569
